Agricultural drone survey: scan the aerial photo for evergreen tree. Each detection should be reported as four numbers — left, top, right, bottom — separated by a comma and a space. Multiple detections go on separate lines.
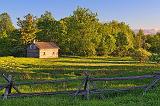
135, 29, 144, 49
0, 13, 15, 56
0, 13, 15, 35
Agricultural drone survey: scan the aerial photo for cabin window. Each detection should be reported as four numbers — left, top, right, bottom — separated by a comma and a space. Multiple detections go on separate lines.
43, 52, 46, 55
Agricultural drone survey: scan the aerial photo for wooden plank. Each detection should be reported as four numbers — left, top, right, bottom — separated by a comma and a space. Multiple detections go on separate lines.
5, 85, 147, 98
2, 74, 10, 82
1, 73, 159, 100
86, 80, 90, 100
81, 75, 89, 99
7, 90, 78, 98
90, 75, 154, 81
13, 86, 21, 93
90, 85, 147, 93
74, 79, 85, 96
143, 77, 160, 95
0, 85, 7, 90
3, 75, 12, 100
15, 78, 83, 86
154, 72, 160, 75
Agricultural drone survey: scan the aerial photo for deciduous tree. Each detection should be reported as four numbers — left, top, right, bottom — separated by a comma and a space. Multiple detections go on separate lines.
17, 14, 39, 45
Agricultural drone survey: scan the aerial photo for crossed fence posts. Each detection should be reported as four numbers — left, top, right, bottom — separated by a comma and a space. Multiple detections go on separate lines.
0, 74, 20, 99
0, 71, 160, 100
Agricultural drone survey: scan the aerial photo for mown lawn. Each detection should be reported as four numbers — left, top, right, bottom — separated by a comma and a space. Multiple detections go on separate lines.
0, 56, 160, 106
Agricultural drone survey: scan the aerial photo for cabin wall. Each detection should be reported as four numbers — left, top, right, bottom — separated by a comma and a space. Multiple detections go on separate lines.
39, 49, 58, 58
27, 45, 39, 58
27, 49, 39, 58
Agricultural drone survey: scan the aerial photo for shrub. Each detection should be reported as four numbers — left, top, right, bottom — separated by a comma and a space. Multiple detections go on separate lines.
150, 54, 160, 63
133, 48, 152, 63
111, 46, 129, 57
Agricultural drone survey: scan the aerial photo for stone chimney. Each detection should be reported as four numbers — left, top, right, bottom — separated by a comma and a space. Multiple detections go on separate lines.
33, 39, 36, 44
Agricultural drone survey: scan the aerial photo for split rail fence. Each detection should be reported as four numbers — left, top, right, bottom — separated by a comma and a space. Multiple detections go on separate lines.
0, 71, 160, 100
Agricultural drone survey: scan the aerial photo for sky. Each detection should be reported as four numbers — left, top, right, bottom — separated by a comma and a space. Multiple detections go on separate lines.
0, 0, 160, 29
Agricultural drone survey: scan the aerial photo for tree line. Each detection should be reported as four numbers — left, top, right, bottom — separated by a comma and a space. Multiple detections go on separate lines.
0, 7, 159, 61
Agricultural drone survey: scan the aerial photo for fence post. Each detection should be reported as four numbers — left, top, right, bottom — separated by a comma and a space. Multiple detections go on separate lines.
3, 75, 13, 100
143, 72, 160, 95
83, 72, 90, 100
73, 71, 90, 100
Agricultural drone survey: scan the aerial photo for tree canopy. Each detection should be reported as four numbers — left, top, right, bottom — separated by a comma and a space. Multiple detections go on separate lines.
0, 7, 158, 57
17, 14, 39, 45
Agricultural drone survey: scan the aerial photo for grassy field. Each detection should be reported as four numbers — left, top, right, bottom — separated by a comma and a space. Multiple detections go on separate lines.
0, 56, 160, 106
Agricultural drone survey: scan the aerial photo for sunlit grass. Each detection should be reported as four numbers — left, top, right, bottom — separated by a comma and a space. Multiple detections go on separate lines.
0, 56, 159, 106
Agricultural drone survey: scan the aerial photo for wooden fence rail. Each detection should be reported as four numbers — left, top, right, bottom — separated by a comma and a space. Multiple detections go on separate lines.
89, 75, 154, 81
15, 78, 83, 86
0, 71, 160, 100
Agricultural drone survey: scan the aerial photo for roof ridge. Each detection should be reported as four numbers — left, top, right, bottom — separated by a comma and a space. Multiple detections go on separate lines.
34, 42, 59, 49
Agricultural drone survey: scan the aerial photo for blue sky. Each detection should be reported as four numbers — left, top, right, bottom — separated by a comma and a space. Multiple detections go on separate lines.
0, 0, 160, 29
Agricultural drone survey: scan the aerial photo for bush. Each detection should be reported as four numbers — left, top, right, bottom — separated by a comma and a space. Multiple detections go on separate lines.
133, 48, 152, 63
150, 54, 160, 63
111, 46, 129, 57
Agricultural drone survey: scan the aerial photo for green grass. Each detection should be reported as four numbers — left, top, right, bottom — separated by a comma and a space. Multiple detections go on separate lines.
0, 56, 160, 106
